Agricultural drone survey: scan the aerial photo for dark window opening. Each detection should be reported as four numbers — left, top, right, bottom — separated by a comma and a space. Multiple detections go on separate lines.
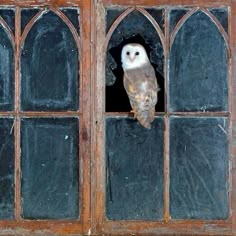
106, 9, 164, 112
106, 34, 164, 112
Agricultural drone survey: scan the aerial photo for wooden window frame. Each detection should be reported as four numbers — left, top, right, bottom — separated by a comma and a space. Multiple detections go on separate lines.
0, 0, 235, 235
0, 0, 91, 235
93, 0, 236, 235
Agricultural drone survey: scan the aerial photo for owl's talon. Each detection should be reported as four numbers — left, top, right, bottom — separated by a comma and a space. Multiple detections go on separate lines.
130, 110, 136, 118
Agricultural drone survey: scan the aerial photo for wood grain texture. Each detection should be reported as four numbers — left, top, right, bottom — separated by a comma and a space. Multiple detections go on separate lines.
0, 0, 235, 235
0, 0, 90, 235
95, 0, 234, 235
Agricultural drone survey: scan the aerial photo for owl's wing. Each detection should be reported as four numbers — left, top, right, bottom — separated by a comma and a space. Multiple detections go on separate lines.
124, 64, 158, 129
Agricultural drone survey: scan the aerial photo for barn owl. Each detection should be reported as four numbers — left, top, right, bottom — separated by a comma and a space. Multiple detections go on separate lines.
121, 43, 159, 129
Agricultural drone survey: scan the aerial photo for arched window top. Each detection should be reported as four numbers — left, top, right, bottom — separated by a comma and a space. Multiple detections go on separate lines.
105, 7, 164, 83
0, 17, 14, 111
105, 7, 165, 55
0, 14, 14, 45
105, 7, 165, 112
169, 8, 228, 112
20, 9, 80, 111
20, 8, 80, 51
170, 8, 229, 53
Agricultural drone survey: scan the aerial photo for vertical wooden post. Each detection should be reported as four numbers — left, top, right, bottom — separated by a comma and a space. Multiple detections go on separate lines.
231, 0, 236, 234
14, 6, 21, 221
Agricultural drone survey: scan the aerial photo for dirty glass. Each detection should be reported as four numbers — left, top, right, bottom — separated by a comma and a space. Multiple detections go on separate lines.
210, 8, 228, 33
106, 8, 125, 33
21, 10, 79, 111
21, 118, 79, 219
0, 9, 15, 34
169, 8, 189, 33
0, 23, 14, 111
145, 8, 164, 33
60, 8, 80, 34
21, 9, 40, 32
170, 117, 228, 219
106, 117, 164, 220
0, 119, 15, 220
169, 10, 228, 112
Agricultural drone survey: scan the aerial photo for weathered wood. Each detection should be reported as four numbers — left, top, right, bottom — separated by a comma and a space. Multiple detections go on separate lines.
0, 0, 235, 235
0, 0, 90, 235
93, 0, 235, 235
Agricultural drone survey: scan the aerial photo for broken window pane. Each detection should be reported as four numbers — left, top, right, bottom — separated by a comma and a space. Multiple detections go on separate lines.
21, 11, 79, 111
0, 24, 14, 111
170, 117, 228, 219
169, 10, 228, 112
21, 118, 79, 219
106, 9, 164, 112
106, 117, 164, 220
0, 118, 14, 220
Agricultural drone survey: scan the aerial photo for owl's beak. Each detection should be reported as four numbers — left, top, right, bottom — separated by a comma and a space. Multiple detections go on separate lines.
129, 56, 135, 62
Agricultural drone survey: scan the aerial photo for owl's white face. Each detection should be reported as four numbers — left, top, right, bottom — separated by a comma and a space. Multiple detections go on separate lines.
121, 43, 149, 70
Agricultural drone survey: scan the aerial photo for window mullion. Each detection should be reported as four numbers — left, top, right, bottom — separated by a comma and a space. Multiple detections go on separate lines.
163, 7, 170, 223
14, 6, 21, 221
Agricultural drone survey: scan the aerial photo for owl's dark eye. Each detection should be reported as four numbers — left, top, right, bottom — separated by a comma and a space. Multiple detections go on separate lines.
135, 52, 140, 56
126, 51, 130, 55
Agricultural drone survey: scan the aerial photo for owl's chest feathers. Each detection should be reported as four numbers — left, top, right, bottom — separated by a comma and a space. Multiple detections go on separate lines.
124, 65, 153, 91
140, 81, 148, 91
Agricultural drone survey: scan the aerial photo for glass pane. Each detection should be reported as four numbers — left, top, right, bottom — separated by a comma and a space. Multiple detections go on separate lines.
21, 11, 79, 111
0, 118, 14, 220
145, 8, 164, 33
106, 9, 164, 112
106, 117, 164, 220
21, 9, 40, 33
106, 8, 125, 33
209, 8, 228, 34
169, 8, 189, 33
0, 24, 14, 111
61, 8, 80, 35
169, 10, 228, 112
21, 118, 79, 219
170, 117, 228, 219
0, 9, 15, 34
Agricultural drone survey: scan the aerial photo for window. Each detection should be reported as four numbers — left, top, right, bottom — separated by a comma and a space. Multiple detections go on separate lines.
94, 1, 235, 235
0, 0, 236, 235
0, 1, 90, 234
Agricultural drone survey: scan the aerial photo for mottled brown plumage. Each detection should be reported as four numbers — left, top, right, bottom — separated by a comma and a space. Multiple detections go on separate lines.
124, 64, 158, 128
121, 44, 159, 129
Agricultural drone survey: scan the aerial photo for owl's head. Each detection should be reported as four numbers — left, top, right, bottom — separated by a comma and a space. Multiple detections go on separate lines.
121, 43, 149, 70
